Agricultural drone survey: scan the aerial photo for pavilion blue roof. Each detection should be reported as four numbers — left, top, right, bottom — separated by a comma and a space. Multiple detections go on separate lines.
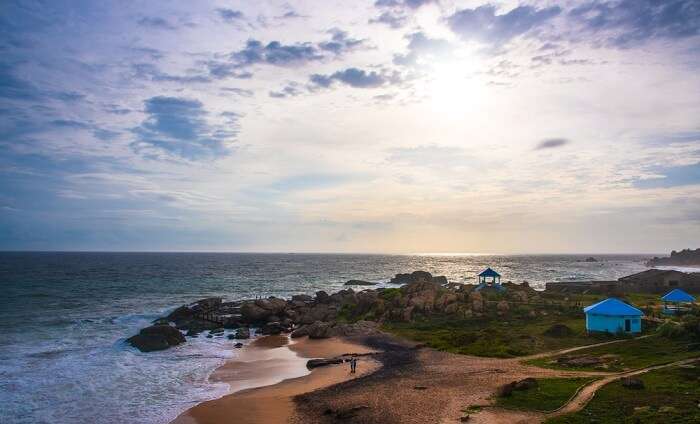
661, 288, 695, 303
583, 298, 643, 316
478, 267, 500, 277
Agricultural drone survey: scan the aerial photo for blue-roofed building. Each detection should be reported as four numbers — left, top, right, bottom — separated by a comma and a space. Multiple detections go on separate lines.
583, 298, 643, 334
474, 268, 505, 292
661, 288, 696, 314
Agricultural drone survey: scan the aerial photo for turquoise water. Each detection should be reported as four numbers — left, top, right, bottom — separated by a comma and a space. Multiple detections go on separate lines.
0, 252, 649, 423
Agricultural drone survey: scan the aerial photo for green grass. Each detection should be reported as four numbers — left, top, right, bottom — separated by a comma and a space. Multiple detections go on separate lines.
382, 313, 607, 357
527, 334, 699, 372
496, 377, 598, 412
546, 364, 700, 423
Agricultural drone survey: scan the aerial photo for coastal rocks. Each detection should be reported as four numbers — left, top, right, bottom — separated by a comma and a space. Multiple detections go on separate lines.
646, 248, 700, 266
291, 294, 313, 302
308, 321, 335, 339
621, 377, 645, 389
166, 305, 194, 322
292, 320, 380, 339
323, 405, 370, 420
291, 321, 334, 338
240, 302, 270, 323
127, 325, 185, 352
345, 280, 376, 286
315, 291, 331, 303
261, 321, 285, 335
544, 324, 574, 338
191, 297, 222, 313
234, 328, 250, 339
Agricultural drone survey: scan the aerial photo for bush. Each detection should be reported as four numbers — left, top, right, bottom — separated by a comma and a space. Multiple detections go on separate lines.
657, 322, 687, 339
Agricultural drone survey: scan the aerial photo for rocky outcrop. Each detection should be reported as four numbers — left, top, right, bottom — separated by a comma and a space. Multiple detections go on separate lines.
345, 280, 376, 286
127, 325, 185, 352
646, 248, 700, 266
556, 355, 602, 367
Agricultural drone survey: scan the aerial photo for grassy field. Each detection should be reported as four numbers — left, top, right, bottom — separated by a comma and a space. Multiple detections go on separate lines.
526, 334, 699, 371
382, 313, 611, 357
546, 364, 700, 423
496, 377, 598, 412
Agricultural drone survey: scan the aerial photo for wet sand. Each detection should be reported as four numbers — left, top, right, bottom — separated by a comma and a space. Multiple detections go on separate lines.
171, 335, 380, 424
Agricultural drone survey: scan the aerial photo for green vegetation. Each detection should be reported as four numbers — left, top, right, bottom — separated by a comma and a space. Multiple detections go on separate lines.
496, 377, 597, 412
527, 334, 699, 372
382, 313, 601, 357
546, 364, 700, 423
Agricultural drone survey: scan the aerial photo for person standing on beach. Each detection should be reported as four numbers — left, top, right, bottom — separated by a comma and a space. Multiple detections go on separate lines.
350, 357, 357, 374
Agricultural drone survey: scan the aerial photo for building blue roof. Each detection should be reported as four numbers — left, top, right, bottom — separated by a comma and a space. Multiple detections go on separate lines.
661, 288, 695, 303
583, 298, 643, 316
478, 267, 500, 277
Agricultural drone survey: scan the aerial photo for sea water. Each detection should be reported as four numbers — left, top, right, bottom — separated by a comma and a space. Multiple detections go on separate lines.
0, 252, 650, 423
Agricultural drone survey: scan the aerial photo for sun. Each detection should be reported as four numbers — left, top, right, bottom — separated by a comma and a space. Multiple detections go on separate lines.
428, 61, 487, 118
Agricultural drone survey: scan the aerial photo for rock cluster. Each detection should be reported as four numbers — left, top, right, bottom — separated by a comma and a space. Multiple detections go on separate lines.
126, 325, 186, 352
127, 270, 540, 352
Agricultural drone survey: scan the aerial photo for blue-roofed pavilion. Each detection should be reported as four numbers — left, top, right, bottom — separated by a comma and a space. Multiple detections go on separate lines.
661, 288, 695, 314
474, 267, 504, 291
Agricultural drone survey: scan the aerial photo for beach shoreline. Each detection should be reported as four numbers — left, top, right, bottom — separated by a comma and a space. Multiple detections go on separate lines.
171, 335, 381, 424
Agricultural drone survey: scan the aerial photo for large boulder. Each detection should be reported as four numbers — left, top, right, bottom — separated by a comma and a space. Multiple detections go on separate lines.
315, 291, 331, 303
166, 305, 194, 322
307, 321, 335, 339
621, 377, 644, 389
127, 325, 185, 352
298, 303, 336, 325
345, 280, 376, 286
262, 321, 284, 335
291, 294, 313, 302
240, 302, 272, 323
513, 378, 538, 391
234, 327, 250, 339
496, 300, 509, 314
191, 297, 222, 313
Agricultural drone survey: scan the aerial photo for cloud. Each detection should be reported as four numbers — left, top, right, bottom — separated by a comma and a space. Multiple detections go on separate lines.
232, 39, 323, 67
132, 63, 212, 84
130, 96, 237, 160
535, 138, 570, 149
568, 0, 700, 48
216, 8, 244, 22
137, 16, 176, 30
220, 87, 254, 97
310, 68, 390, 89
369, 11, 407, 29
0, 64, 40, 100
447, 4, 561, 46
375, 0, 435, 8
318, 29, 365, 54
393, 31, 452, 67
269, 82, 304, 98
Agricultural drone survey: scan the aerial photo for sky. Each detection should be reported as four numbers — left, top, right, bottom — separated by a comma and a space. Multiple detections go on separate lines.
1, 0, 699, 253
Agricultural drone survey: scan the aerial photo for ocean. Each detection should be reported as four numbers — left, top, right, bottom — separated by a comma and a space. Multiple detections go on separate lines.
0, 252, 651, 424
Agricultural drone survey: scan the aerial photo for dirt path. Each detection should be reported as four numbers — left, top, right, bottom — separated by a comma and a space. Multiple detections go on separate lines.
547, 357, 699, 418
520, 334, 652, 361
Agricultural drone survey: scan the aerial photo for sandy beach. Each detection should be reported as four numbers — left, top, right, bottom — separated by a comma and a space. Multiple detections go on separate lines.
171, 335, 380, 424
